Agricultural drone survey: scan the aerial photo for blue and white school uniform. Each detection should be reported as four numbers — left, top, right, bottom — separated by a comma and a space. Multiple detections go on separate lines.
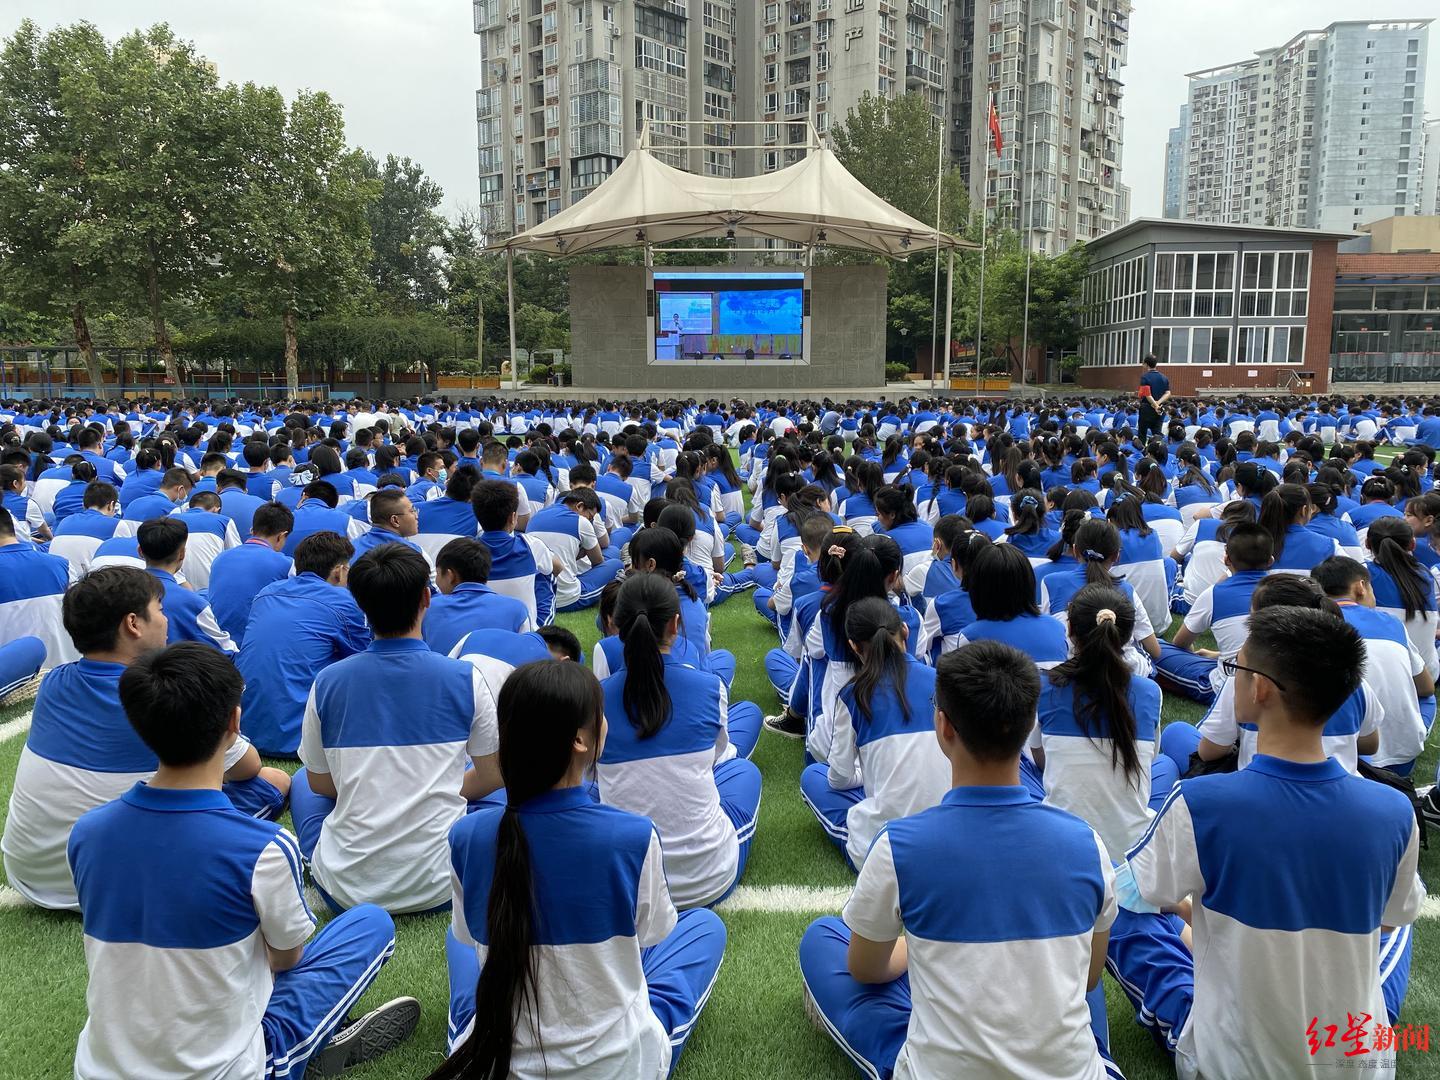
800, 787, 1119, 1080
449, 628, 551, 705
599, 655, 762, 908
0, 542, 76, 669
1348, 502, 1406, 546
917, 587, 975, 661
527, 502, 618, 611
237, 573, 371, 756
1369, 562, 1440, 680
1002, 526, 1061, 567
209, 539, 295, 647
412, 495, 479, 564
49, 509, 124, 579
954, 612, 1068, 670
1040, 568, 1157, 677
880, 520, 935, 586
284, 503, 364, 556
1155, 568, 1265, 704
1112, 527, 1170, 633
801, 656, 949, 870
168, 507, 241, 590
217, 486, 267, 539
3, 490, 45, 543
1111, 757, 1424, 1079
443, 788, 725, 1077
349, 525, 425, 565
68, 784, 396, 1080
291, 638, 499, 913
839, 493, 879, 535
1268, 524, 1342, 577
147, 567, 237, 654
2, 660, 281, 911
1032, 675, 1168, 857
423, 582, 534, 656
1308, 510, 1365, 561
1172, 517, 1229, 611
904, 553, 957, 611
480, 529, 556, 627
1335, 603, 1428, 770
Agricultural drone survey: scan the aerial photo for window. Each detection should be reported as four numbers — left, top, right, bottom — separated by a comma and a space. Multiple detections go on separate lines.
1238, 325, 1303, 364
1153, 252, 1235, 319
1240, 250, 1308, 318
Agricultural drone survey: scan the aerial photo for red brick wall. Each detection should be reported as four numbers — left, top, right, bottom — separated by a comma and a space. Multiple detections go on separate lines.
1303, 241, 1336, 392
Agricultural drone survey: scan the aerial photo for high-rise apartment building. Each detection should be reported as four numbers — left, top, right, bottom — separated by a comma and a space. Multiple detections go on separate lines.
473, 0, 750, 237
949, 0, 1132, 252
1421, 118, 1440, 219
474, 0, 1132, 251
1162, 103, 1189, 219
1176, 21, 1430, 232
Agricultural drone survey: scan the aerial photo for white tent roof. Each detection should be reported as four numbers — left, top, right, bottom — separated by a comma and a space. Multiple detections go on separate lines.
489, 144, 974, 257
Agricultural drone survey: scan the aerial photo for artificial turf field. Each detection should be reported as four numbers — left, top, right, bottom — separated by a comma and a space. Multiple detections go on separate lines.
2, 472, 1440, 1077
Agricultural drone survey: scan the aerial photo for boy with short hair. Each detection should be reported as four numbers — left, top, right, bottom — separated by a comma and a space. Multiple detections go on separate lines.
138, 516, 238, 654
209, 501, 295, 646
526, 487, 620, 611
1155, 522, 1275, 705
799, 639, 1120, 1079
349, 489, 423, 563
289, 544, 503, 913
424, 537, 533, 655
68, 642, 418, 1079
4, 569, 287, 912
0, 505, 79, 670
1110, 606, 1425, 1075
472, 479, 559, 627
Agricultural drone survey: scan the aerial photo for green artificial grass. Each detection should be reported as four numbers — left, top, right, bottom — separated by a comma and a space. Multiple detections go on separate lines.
2, 473, 1439, 1078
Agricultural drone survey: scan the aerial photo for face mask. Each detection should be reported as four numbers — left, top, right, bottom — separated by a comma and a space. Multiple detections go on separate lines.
436, 469, 448, 484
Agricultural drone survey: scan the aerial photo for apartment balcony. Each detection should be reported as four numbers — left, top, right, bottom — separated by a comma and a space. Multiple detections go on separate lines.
787, 58, 811, 84
476, 89, 499, 120
789, 0, 812, 23
473, 0, 502, 33
1033, 0, 1062, 27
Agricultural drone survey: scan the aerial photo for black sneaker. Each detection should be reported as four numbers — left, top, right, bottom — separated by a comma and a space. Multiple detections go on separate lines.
1419, 787, 1440, 830
307, 997, 421, 1077
764, 711, 806, 739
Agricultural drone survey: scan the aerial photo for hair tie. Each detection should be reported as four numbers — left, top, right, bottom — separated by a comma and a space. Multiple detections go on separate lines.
828, 544, 848, 558
1095, 608, 1117, 626
1018, 495, 1039, 510
1083, 548, 1108, 562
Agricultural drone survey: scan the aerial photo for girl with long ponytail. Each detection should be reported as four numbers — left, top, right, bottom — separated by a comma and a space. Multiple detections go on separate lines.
1036, 584, 1169, 856
799, 597, 949, 870
1366, 515, 1440, 679
1308, 480, 1365, 560
1257, 483, 1340, 573
437, 660, 726, 1080
1001, 488, 1058, 564
597, 573, 763, 909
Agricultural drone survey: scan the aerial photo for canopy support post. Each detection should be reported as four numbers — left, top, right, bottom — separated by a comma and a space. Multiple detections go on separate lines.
506, 247, 518, 392
941, 248, 955, 395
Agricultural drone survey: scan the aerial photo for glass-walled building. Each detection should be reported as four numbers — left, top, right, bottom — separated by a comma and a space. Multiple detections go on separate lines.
1331, 259, 1440, 383
1077, 218, 1349, 393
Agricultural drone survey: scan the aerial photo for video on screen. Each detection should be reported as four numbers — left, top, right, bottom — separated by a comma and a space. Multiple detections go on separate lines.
653, 271, 805, 364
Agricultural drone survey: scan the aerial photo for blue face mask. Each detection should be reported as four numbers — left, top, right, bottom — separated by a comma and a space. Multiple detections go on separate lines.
436, 469, 448, 484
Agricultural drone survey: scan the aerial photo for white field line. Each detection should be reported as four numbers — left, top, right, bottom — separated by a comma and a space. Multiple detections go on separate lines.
716, 885, 852, 914
0, 713, 32, 744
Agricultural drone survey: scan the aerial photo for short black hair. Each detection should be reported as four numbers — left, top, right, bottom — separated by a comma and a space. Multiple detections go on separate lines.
302, 480, 339, 507
535, 624, 582, 661
1225, 522, 1274, 570
564, 487, 601, 514
1251, 573, 1334, 613
436, 537, 491, 583
216, 468, 249, 491
369, 489, 410, 525
137, 516, 188, 564
1244, 607, 1365, 724
1311, 555, 1371, 598
294, 530, 353, 577
63, 568, 164, 655
568, 463, 597, 486
119, 643, 244, 767
349, 543, 430, 635
471, 479, 519, 531
189, 491, 223, 512
934, 640, 1041, 762
83, 481, 118, 509
251, 502, 294, 539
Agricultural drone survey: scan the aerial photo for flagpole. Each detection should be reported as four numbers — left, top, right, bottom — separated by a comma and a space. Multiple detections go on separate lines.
1021, 117, 1035, 391
976, 116, 989, 398
929, 88, 945, 395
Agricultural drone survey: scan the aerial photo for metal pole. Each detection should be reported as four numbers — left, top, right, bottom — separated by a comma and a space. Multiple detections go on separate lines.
942, 248, 955, 394
929, 86, 945, 395
506, 247, 519, 392
977, 138, 988, 397
477, 288, 484, 371
1021, 118, 1035, 390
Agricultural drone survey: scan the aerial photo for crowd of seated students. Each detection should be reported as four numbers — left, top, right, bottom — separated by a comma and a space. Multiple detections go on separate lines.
0, 388, 1433, 1078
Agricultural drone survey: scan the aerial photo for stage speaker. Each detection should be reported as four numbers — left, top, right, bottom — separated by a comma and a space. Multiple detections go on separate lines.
802, 289, 811, 317
647, 290, 655, 317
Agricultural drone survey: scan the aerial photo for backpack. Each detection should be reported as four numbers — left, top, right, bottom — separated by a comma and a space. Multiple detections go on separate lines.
1357, 759, 1428, 851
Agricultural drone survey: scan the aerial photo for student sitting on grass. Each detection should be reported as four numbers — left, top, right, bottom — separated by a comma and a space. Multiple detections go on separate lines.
597, 572, 762, 909
951, 542, 1068, 670
138, 516, 238, 655
1031, 583, 1173, 853
799, 639, 1122, 1080
291, 544, 503, 914
69, 642, 418, 1079
2, 567, 289, 911
799, 597, 948, 871
1107, 606, 1424, 1075
423, 537, 534, 657
435, 660, 726, 1080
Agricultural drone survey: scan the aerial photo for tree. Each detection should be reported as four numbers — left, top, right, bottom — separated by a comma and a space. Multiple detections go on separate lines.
514, 302, 568, 362
360, 152, 448, 311
0, 21, 117, 392
830, 92, 967, 230
222, 84, 378, 394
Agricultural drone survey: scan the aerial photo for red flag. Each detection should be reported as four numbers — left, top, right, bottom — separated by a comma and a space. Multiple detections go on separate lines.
987, 94, 1004, 155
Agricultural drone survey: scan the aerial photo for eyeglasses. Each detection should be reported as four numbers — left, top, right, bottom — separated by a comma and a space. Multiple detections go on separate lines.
1220, 657, 1288, 694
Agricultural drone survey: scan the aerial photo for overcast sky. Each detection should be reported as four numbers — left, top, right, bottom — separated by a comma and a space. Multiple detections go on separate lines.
9, 2, 1439, 220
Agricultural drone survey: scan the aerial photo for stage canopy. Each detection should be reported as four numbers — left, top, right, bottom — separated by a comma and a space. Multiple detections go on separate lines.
487, 142, 975, 258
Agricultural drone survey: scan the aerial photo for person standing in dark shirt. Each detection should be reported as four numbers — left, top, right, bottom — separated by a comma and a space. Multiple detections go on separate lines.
1137, 355, 1171, 441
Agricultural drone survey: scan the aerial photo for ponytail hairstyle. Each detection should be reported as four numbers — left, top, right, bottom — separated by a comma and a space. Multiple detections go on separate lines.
432, 660, 605, 1080
1384, 464, 1421, 502
1006, 489, 1046, 536
1106, 490, 1151, 537
785, 483, 829, 530
1174, 448, 1217, 494
880, 434, 905, 469
703, 443, 742, 488
1134, 459, 1168, 503
1048, 584, 1142, 787
966, 492, 996, 524
844, 597, 912, 726
1073, 517, 1123, 586
1047, 507, 1089, 562
614, 571, 680, 738
761, 453, 795, 500
944, 463, 969, 492
1097, 440, 1130, 483
810, 450, 843, 494
663, 475, 704, 516
1366, 516, 1433, 622
874, 484, 918, 527
817, 526, 861, 586
1070, 457, 1099, 486
69, 459, 97, 484
1215, 497, 1259, 543
1306, 482, 1338, 518
950, 523, 990, 582
822, 532, 903, 664
1016, 458, 1044, 494
629, 522, 698, 601
926, 455, 951, 513
1257, 483, 1312, 559
1361, 474, 1395, 505
854, 459, 884, 501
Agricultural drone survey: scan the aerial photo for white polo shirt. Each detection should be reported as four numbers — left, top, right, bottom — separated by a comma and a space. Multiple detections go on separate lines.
1336, 603, 1428, 768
